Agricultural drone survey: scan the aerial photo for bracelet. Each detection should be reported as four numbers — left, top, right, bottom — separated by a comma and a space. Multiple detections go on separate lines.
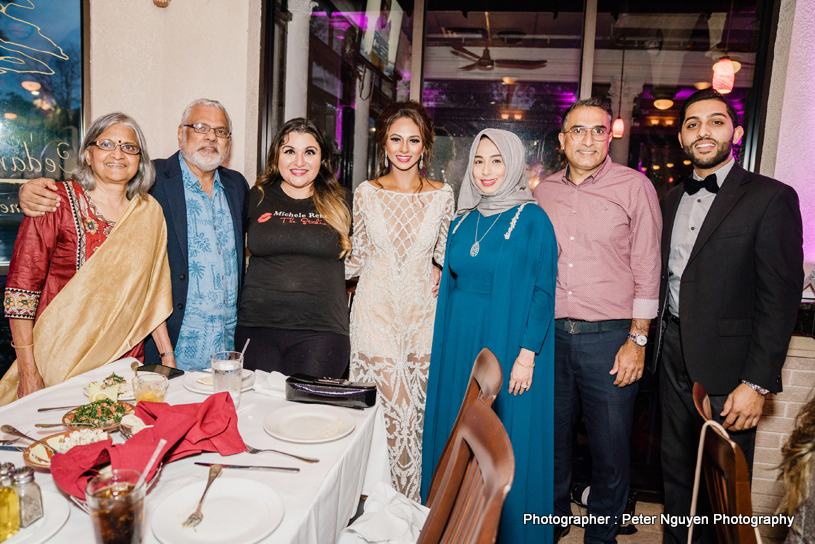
10, 340, 33, 349
516, 359, 535, 368
159, 350, 175, 359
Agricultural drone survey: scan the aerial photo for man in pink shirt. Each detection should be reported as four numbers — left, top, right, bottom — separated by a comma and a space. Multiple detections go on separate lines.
533, 97, 661, 544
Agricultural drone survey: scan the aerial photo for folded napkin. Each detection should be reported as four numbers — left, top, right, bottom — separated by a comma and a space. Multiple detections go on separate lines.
51, 392, 245, 499
338, 482, 430, 544
252, 370, 288, 399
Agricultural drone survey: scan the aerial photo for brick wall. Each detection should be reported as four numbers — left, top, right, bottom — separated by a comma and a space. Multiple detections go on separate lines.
753, 336, 815, 540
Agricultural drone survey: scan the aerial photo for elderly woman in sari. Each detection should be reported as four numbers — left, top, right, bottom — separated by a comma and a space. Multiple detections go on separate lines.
0, 112, 174, 404
421, 129, 557, 544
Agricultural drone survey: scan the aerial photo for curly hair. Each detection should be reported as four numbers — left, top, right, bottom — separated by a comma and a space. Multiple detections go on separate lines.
779, 395, 815, 517
372, 100, 434, 192
256, 118, 351, 257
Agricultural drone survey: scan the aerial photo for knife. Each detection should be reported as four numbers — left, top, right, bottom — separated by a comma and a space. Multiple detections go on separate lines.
37, 405, 80, 413
0, 446, 24, 452
194, 462, 299, 473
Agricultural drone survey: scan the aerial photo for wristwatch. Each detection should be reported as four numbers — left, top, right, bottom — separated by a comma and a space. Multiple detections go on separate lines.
627, 332, 648, 347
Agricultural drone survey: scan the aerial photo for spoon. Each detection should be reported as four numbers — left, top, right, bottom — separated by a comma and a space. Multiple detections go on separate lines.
1, 425, 57, 454
131, 361, 139, 381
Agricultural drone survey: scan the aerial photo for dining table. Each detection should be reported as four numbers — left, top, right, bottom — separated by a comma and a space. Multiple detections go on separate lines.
0, 358, 391, 544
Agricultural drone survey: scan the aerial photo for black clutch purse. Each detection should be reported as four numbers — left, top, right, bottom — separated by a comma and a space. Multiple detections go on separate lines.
285, 374, 377, 409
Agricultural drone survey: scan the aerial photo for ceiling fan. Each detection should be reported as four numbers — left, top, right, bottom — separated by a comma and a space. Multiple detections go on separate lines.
450, 12, 547, 71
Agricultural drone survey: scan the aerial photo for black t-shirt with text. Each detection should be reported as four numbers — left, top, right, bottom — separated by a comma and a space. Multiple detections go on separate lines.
238, 180, 348, 335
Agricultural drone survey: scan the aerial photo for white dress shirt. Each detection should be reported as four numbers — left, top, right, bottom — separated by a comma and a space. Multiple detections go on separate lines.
667, 158, 736, 317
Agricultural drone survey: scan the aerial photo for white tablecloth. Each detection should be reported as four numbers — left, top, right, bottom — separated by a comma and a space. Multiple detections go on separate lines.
0, 359, 390, 544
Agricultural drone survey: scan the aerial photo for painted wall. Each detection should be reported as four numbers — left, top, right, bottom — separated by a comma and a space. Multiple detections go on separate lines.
89, 0, 262, 184
762, 0, 815, 261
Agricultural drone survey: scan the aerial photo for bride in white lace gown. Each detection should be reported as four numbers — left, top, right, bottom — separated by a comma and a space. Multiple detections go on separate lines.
345, 101, 454, 501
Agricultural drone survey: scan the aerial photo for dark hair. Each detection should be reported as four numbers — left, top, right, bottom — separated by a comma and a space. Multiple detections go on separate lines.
679, 89, 739, 128
779, 395, 815, 522
561, 97, 613, 132
256, 118, 351, 256
373, 100, 435, 190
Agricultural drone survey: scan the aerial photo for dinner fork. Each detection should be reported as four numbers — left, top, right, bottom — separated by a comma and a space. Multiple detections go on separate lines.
182, 464, 222, 528
244, 444, 319, 463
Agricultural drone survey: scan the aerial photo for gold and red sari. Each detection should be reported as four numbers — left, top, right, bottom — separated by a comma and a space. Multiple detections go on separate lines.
0, 181, 172, 405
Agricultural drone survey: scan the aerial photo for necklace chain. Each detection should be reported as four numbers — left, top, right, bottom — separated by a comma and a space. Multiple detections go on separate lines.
470, 212, 503, 257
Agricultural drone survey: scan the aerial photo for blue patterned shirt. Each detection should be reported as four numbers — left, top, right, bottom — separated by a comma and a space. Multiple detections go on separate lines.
174, 153, 239, 370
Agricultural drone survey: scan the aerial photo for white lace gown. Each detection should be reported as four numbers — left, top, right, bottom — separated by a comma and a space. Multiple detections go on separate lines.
345, 180, 455, 501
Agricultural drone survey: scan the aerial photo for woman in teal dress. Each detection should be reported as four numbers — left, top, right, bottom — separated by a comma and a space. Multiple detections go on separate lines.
421, 128, 557, 544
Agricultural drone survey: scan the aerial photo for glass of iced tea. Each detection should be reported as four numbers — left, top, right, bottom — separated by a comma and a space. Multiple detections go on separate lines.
86, 469, 145, 544
133, 373, 169, 403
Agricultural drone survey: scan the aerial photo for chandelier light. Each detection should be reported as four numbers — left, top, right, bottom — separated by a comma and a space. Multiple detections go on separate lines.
712, 57, 735, 94
613, 45, 626, 139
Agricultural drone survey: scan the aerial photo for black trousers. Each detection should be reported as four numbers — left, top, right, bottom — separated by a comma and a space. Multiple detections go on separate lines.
234, 325, 350, 379
554, 326, 637, 544
660, 318, 756, 544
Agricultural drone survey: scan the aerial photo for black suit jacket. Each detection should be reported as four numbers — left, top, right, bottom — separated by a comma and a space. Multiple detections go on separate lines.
143, 153, 249, 365
654, 162, 803, 394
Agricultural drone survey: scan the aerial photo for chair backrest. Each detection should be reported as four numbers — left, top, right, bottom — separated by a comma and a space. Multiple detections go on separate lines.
693, 382, 713, 421
418, 398, 515, 544
426, 348, 503, 505
692, 420, 759, 544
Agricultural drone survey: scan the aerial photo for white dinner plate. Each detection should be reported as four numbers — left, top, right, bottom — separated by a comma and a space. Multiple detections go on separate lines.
263, 404, 356, 444
182, 370, 255, 395
7, 490, 70, 544
151, 478, 284, 544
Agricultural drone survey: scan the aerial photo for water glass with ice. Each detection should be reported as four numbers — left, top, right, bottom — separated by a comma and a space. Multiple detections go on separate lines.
210, 351, 244, 409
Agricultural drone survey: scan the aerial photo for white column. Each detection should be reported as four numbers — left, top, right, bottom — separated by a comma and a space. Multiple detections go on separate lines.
283, 0, 316, 121
352, 68, 373, 189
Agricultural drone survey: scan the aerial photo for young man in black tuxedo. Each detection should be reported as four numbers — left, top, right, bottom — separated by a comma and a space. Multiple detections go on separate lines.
655, 89, 803, 544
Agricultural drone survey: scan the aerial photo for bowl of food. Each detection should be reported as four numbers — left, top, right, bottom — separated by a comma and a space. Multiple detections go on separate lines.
132, 374, 168, 403
23, 428, 111, 470
63, 400, 136, 431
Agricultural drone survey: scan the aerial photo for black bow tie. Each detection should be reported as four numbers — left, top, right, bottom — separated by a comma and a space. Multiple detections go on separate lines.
684, 174, 719, 195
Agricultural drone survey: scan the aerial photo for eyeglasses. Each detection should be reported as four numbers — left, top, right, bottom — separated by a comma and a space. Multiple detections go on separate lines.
184, 123, 231, 139
91, 140, 141, 155
563, 126, 610, 142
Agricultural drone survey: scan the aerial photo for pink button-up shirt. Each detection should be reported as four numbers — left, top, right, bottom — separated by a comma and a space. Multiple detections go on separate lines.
533, 156, 661, 321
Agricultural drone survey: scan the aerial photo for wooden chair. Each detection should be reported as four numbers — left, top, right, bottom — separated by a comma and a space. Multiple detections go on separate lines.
417, 398, 515, 544
693, 382, 713, 421
425, 348, 503, 505
688, 420, 761, 544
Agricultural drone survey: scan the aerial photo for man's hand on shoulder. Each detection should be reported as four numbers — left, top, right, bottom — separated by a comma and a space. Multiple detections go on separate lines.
720, 383, 765, 431
19, 178, 60, 217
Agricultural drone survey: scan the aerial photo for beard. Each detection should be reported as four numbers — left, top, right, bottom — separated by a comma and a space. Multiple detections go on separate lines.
180, 134, 228, 173
683, 137, 732, 169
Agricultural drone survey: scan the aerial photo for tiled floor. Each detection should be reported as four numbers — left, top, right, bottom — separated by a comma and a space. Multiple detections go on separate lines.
560, 502, 786, 544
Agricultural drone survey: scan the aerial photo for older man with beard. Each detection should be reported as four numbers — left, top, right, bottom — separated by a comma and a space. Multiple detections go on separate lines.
18, 99, 249, 370
655, 89, 802, 544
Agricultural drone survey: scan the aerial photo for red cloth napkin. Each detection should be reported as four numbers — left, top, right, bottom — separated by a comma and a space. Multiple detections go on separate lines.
51, 392, 245, 499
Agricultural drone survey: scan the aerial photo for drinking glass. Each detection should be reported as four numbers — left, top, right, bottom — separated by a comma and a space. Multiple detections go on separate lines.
86, 469, 145, 544
210, 351, 243, 409
132, 373, 168, 403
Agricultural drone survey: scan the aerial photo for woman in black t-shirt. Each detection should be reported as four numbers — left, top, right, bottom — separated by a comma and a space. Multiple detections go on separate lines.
235, 118, 352, 377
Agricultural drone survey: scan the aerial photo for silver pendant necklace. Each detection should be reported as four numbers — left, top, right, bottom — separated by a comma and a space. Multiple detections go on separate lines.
471, 212, 503, 257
